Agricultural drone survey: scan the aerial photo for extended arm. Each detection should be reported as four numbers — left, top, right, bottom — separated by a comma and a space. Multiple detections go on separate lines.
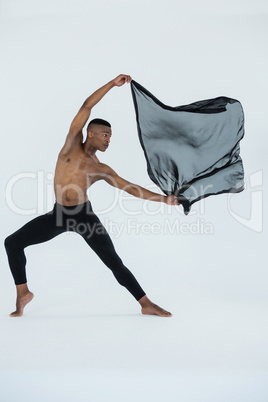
101, 164, 180, 205
61, 74, 132, 154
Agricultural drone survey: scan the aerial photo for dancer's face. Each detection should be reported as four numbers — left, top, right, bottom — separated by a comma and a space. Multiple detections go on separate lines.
87, 125, 112, 152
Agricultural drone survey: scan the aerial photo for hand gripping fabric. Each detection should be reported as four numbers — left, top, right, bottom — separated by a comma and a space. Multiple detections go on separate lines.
130, 80, 245, 215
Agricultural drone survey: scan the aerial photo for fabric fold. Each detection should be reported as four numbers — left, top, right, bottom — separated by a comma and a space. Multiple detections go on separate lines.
131, 80, 245, 215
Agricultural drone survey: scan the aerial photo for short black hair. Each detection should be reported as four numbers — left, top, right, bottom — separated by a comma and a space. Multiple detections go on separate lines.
87, 118, 111, 132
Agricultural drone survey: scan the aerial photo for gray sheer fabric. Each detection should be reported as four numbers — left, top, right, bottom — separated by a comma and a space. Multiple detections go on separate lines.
131, 80, 245, 215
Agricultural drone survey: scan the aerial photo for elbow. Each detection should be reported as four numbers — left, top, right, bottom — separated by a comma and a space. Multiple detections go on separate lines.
82, 101, 92, 111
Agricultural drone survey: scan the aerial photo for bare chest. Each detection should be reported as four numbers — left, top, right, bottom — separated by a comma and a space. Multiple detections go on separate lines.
54, 151, 101, 188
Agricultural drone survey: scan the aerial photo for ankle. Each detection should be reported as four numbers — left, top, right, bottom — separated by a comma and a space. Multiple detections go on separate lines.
16, 283, 30, 297
138, 295, 151, 307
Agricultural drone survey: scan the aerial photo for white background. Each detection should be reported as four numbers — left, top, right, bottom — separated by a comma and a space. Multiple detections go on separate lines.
0, 1, 267, 401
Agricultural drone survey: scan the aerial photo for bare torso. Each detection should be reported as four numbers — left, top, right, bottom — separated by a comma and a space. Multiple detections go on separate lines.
54, 142, 104, 206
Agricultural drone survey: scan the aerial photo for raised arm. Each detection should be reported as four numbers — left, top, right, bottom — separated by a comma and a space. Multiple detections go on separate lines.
60, 74, 132, 155
100, 164, 180, 205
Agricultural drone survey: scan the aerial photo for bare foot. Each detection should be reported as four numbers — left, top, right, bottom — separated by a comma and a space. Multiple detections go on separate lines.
139, 295, 172, 317
10, 291, 34, 317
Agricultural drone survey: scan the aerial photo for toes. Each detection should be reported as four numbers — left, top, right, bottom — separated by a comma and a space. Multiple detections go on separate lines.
158, 307, 171, 315
9, 311, 22, 317
9, 311, 16, 317
161, 310, 172, 317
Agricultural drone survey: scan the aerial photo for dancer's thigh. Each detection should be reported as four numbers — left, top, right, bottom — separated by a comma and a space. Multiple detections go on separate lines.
74, 212, 116, 254
8, 212, 65, 248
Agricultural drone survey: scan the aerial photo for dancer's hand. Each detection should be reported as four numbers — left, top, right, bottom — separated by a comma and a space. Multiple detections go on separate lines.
165, 195, 180, 206
112, 74, 132, 86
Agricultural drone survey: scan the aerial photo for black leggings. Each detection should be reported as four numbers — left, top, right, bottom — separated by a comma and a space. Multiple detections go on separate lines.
4, 200, 146, 301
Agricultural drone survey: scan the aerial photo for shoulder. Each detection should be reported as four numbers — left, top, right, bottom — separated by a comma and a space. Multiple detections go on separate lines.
97, 163, 128, 187
59, 133, 83, 157
97, 162, 117, 177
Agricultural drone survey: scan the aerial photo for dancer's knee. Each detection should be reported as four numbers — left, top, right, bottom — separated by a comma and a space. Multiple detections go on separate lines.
4, 234, 19, 252
98, 251, 123, 272
4, 235, 12, 250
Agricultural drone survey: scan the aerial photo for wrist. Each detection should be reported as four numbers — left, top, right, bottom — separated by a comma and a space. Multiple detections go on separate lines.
109, 79, 116, 88
151, 194, 166, 203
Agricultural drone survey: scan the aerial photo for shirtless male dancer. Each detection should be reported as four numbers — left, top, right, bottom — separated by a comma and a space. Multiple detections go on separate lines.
4, 74, 180, 318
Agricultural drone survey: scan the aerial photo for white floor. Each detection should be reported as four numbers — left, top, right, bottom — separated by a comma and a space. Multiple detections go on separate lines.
1, 284, 268, 402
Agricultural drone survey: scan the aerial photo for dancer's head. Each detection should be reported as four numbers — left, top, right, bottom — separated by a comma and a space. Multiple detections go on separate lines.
86, 118, 112, 152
